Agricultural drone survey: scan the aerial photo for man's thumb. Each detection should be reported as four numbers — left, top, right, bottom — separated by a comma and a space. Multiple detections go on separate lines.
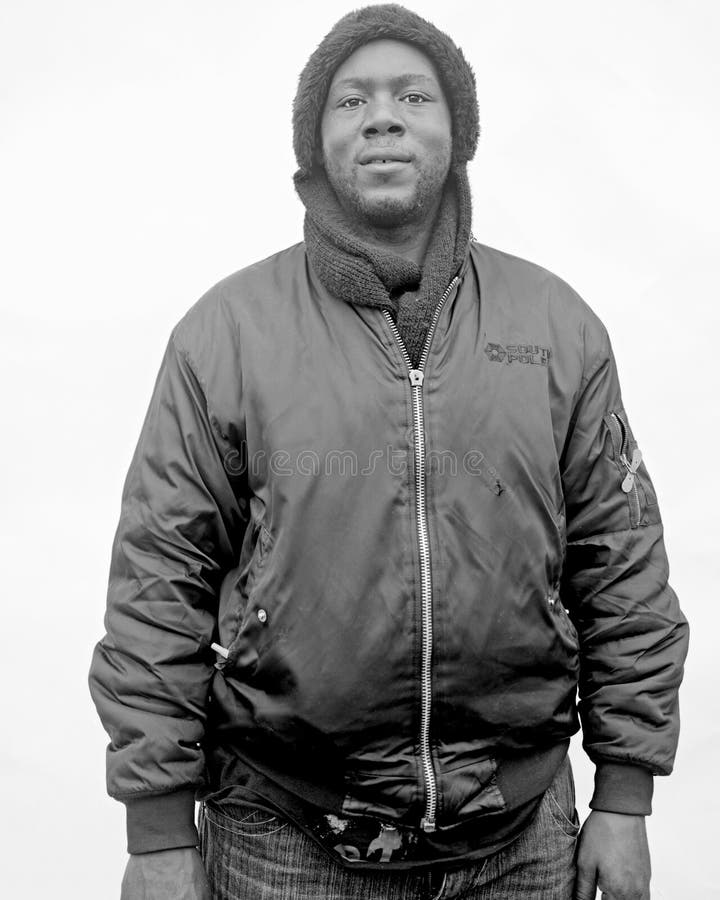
574, 864, 598, 900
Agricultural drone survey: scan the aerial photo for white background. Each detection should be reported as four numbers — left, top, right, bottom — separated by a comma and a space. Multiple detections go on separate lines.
1, 1, 717, 897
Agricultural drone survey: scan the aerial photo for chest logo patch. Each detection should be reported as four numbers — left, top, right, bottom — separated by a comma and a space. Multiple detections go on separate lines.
484, 342, 551, 366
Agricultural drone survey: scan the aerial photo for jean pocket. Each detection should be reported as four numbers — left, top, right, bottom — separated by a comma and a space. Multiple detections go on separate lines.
203, 801, 289, 838
542, 758, 580, 839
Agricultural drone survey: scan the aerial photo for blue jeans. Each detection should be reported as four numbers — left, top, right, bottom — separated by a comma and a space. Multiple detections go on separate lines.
198, 756, 580, 899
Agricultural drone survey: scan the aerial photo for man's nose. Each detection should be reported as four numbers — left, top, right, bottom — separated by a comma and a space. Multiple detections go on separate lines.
362, 100, 405, 138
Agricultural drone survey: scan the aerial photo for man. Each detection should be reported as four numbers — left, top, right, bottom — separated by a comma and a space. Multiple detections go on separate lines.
89, 6, 688, 899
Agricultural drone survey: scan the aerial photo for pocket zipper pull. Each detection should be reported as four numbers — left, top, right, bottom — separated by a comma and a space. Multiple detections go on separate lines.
211, 642, 229, 658
621, 447, 643, 492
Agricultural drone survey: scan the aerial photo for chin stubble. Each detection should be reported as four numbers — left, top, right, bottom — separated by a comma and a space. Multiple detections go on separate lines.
326, 159, 450, 229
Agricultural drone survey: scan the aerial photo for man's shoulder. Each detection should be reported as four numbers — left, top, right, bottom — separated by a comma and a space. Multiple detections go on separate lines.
166, 242, 305, 376
471, 241, 589, 307
213, 241, 307, 299
189, 242, 305, 315
470, 241, 608, 342
172, 242, 306, 344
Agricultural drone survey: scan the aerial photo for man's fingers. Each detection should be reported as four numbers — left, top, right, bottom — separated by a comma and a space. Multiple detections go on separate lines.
574, 865, 598, 900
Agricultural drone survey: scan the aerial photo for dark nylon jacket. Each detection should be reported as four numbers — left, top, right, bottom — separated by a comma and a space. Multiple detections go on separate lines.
89, 241, 688, 859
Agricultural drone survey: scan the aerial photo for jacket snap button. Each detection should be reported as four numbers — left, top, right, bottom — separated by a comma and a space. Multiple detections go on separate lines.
257, 608, 268, 624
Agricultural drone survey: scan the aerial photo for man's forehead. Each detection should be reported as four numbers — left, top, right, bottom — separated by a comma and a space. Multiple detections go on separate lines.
327, 41, 442, 94
330, 72, 439, 93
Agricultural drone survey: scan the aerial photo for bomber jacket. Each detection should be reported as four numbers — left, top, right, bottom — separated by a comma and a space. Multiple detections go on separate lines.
89, 240, 688, 865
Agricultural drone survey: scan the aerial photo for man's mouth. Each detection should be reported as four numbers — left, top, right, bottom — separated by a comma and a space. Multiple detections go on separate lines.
359, 151, 412, 165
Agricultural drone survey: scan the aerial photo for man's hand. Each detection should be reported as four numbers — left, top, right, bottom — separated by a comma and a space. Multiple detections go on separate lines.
120, 847, 211, 900
574, 811, 651, 900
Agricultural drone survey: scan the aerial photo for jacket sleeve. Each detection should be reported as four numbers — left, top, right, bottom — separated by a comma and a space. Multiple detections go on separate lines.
559, 325, 689, 815
88, 326, 248, 853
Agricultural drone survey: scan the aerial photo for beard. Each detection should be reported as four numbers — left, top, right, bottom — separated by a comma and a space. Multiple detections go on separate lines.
323, 155, 450, 230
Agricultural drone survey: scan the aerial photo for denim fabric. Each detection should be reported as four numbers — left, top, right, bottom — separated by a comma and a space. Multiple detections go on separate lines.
198, 755, 579, 899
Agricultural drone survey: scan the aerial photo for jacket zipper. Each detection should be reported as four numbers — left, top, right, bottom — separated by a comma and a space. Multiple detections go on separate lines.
382, 275, 460, 834
608, 411, 642, 527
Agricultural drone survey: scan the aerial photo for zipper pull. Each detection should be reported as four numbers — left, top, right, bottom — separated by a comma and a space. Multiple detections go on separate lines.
420, 816, 436, 833
211, 642, 229, 658
409, 369, 424, 386
621, 447, 643, 492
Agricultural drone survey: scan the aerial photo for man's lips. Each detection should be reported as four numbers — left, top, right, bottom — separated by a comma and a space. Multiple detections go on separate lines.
358, 150, 412, 165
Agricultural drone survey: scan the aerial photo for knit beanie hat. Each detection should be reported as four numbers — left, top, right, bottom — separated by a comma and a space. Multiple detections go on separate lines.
292, 3, 480, 177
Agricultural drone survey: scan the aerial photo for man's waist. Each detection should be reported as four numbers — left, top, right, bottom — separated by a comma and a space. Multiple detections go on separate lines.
200, 737, 571, 869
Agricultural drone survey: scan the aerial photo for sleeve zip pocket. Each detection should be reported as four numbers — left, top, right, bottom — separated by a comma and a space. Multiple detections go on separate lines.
603, 410, 655, 529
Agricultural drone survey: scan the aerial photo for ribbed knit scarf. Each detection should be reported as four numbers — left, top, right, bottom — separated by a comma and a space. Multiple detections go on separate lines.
294, 165, 472, 367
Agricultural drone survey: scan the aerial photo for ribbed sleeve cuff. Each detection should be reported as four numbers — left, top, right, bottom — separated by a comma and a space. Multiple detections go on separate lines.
590, 762, 654, 816
124, 790, 198, 854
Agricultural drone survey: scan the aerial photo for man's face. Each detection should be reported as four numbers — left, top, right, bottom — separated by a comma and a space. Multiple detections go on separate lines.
320, 39, 452, 229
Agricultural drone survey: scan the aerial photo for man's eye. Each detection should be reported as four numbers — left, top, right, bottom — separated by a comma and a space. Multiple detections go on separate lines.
402, 93, 427, 104
340, 97, 364, 109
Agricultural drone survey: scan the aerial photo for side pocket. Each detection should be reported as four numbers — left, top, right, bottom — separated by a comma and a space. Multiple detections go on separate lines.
214, 521, 274, 670
245, 524, 273, 597
234, 523, 273, 634
548, 583, 579, 650
602, 409, 660, 529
